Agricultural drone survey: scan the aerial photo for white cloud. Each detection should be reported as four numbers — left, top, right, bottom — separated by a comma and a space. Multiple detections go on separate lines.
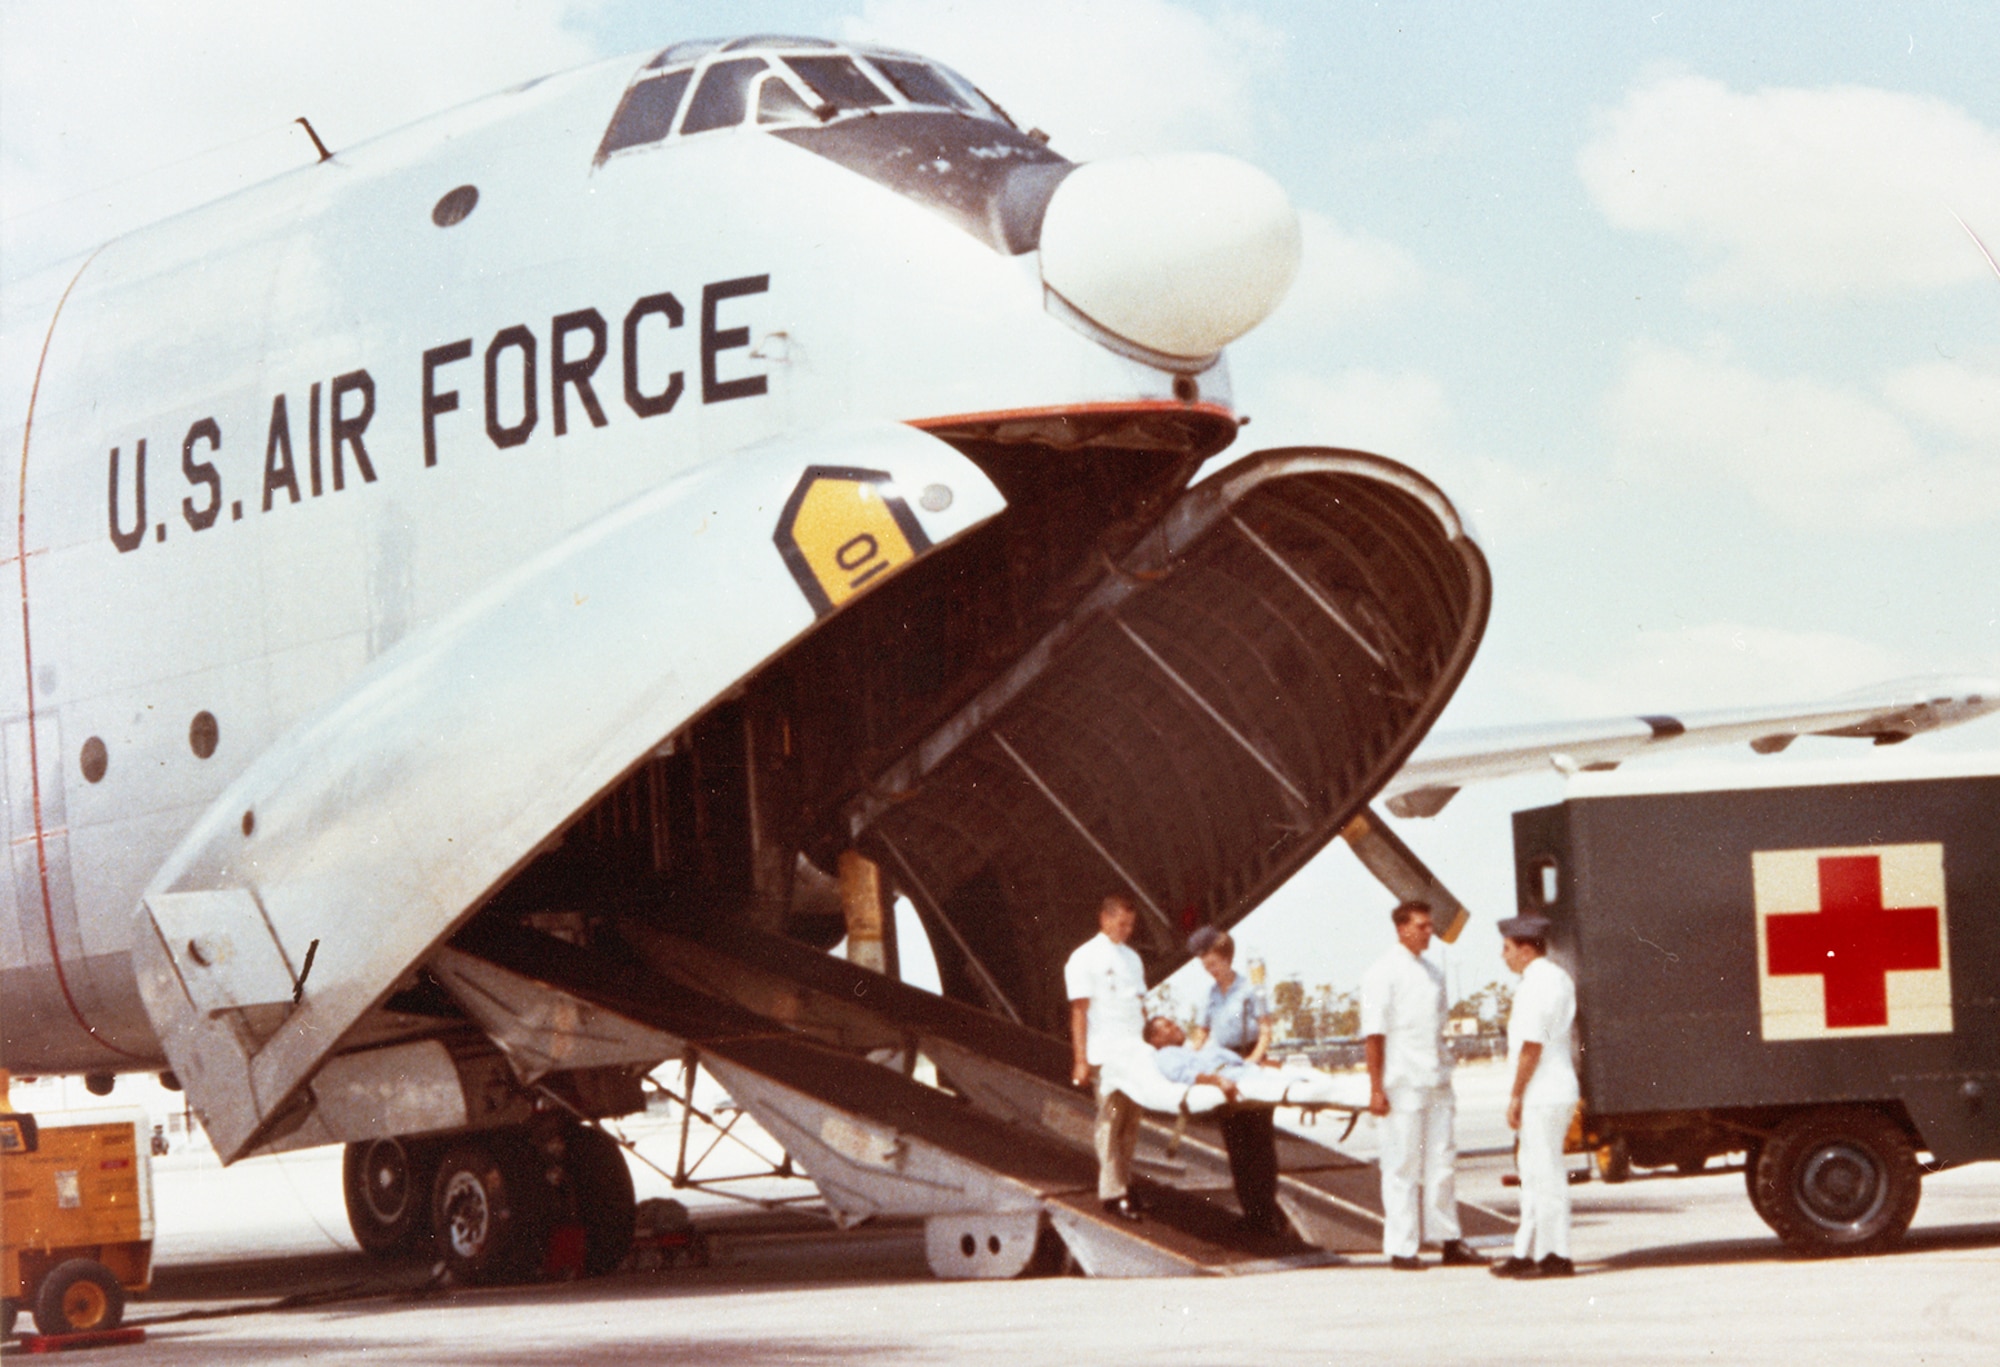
1259, 208, 1424, 334
1579, 75, 2000, 299
1240, 366, 1574, 539
2, 2, 601, 279
1882, 356, 2000, 447
1606, 342, 2000, 529
844, 0, 1281, 161
1514, 621, 1912, 717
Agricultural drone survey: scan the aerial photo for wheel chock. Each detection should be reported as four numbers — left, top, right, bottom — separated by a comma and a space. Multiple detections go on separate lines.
13, 1327, 148, 1353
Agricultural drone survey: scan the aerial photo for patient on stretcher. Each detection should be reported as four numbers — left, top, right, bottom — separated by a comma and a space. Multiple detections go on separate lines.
1137, 1017, 1365, 1110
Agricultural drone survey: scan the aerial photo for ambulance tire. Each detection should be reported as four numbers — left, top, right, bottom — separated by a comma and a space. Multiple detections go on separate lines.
432, 1133, 554, 1284
564, 1124, 637, 1276
1744, 1144, 1776, 1223
1752, 1107, 1921, 1255
33, 1259, 125, 1335
1594, 1136, 1631, 1184
344, 1137, 440, 1255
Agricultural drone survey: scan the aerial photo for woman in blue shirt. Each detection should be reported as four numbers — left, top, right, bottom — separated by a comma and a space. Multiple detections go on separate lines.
1190, 927, 1272, 1064
1187, 926, 1280, 1236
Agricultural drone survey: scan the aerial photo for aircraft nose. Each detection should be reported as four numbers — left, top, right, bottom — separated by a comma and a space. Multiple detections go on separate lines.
1037, 152, 1301, 361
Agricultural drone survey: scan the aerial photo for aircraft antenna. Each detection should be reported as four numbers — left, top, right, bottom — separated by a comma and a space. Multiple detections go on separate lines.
295, 117, 333, 163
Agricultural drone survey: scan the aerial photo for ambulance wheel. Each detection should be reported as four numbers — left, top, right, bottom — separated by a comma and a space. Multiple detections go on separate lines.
1752, 1107, 1920, 1255
1594, 1135, 1631, 1184
564, 1124, 637, 1276
432, 1133, 553, 1283
33, 1259, 125, 1335
344, 1137, 439, 1255
1744, 1143, 1776, 1223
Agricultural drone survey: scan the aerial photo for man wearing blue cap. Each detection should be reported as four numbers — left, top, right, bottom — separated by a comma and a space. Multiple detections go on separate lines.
1491, 914, 1579, 1279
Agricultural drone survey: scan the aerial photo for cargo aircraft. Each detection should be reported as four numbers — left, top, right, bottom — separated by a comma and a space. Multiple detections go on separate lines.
5, 35, 1995, 1281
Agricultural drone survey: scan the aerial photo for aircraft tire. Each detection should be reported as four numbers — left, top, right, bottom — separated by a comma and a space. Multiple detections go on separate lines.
1751, 1107, 1920, 1255
33, 1259, 124, 1336
343, 1137, 439, 1255
564, 1124, 637, 1276
432, 1133, 553, 1284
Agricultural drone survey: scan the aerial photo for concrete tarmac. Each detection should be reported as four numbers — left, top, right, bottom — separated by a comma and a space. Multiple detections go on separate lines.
13, 1064, 1998, 1364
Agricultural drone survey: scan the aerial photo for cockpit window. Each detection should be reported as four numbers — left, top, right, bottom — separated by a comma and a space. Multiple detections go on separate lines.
649, 40, 721, 69
596, 39, 1074, 254
785, 55, 893, 112
772, 114, 1071, 255
871, 58, 974, 113
756, 76, 817, 126
599, 67, 694, 156
682, 58, 769, 135
723, 34, 834, 51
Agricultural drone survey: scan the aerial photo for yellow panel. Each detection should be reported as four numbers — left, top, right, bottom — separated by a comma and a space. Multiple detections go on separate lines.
1, 1120, 145, 1252
788, 476, 920, 610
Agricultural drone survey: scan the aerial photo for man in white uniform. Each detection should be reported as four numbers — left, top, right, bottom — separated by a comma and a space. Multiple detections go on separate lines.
1066, 893, 1148, 1221
1360, 902, 1485, 1270
1491, 913, 1579, 1279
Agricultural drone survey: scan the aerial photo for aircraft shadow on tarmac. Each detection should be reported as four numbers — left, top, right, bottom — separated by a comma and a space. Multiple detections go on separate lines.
120, 1201, 2000, 1332
1590, 1221, 2000, 1274
123, 1333, 918, 1367
133, 1215, 941, 1330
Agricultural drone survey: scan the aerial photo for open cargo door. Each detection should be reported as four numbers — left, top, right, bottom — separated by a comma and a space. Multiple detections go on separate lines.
855, 448, 1488, 1030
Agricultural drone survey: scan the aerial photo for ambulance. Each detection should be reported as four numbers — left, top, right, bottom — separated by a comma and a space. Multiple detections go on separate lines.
1511, 755, 1998, 1254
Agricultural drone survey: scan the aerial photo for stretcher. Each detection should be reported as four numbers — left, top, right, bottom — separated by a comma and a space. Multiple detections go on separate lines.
1098, 1041, 1369, 1121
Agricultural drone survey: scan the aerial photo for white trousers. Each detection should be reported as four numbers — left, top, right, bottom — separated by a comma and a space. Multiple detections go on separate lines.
1513, 1102, 1573, 1261
1378, 1083, 1461, 1257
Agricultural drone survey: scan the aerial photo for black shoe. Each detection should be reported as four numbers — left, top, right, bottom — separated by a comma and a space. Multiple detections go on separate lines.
1101, 1196, 1144, 1222
1439, 1239, 1489, 1267
1538, 1254, 1575, 1278
1489, 1256, 1539, 1278
1388, 1254, 1426, 1271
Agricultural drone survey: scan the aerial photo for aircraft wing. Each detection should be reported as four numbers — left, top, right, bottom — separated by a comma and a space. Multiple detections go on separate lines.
1381, 675, 2000, 818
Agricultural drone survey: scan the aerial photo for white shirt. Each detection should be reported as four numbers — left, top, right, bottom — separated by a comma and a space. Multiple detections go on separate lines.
1359, 944, 1452, 1089
1507, 956, 1579, 1108
1064, 931, 1146, 1067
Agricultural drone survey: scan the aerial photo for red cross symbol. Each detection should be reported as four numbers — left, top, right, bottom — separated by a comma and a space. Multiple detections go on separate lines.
1765, 855, 1941, 1028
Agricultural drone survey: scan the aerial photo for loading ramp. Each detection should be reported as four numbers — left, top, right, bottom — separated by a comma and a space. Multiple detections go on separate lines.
442, 916, 1510, 1277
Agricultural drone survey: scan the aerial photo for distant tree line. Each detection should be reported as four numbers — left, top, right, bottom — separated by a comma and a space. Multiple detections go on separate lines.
1148, 962, 1514, 1049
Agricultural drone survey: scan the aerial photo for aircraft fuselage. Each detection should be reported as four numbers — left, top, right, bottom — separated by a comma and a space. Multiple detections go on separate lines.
0, 43, 1235, 1075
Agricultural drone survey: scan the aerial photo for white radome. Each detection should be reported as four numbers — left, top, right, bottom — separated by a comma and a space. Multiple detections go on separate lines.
1038, 152, 1303, 360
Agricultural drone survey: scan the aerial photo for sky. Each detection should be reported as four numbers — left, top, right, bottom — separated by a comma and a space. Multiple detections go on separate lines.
4, 1, 1997, 1004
